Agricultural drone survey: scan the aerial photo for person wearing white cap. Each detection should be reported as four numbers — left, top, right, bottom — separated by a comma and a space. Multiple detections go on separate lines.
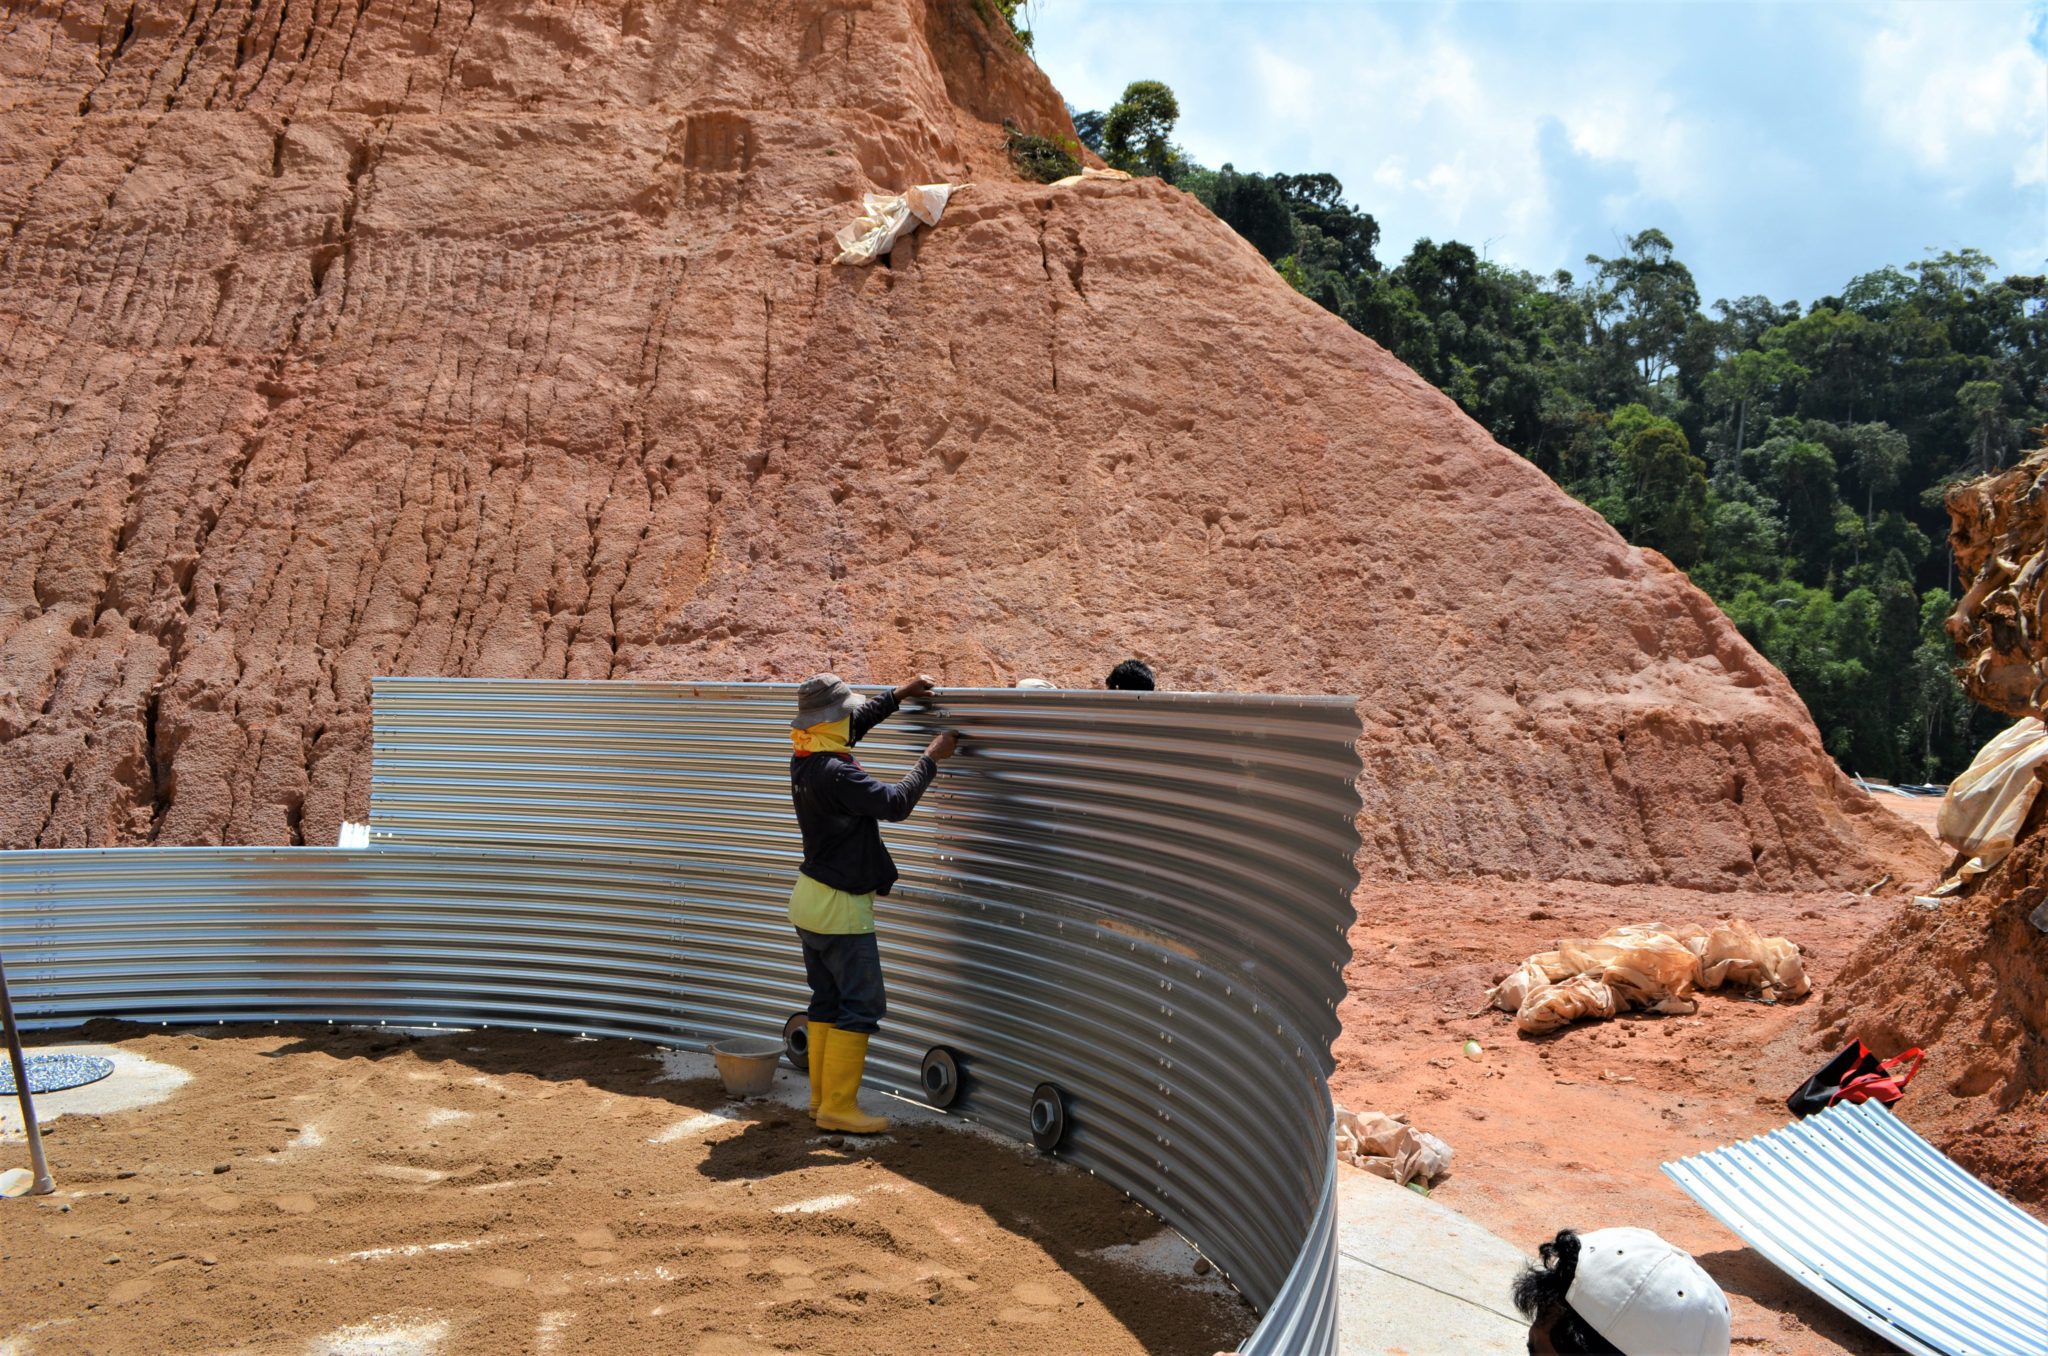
1511, 1227, 1731, 1356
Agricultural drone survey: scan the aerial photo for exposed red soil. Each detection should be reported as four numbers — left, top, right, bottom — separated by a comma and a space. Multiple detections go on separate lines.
0, 0, 1935, 896
1820, 833, 2048, 1207
1865, 790, 1942, 840
1333, 874, 2045, 1356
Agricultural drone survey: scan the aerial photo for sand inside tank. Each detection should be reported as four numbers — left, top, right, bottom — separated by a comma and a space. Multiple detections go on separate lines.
0, 1024, 1250, 1355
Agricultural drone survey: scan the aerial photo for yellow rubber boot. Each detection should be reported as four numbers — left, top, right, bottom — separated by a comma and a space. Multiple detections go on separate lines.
815, 1030, 889, 1134
806, 1021, 835, 1115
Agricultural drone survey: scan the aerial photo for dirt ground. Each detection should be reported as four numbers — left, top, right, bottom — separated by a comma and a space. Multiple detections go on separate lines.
1860, 791, 1944, 842
1331, 837, 2040, 1356
0, 1025, 1251, 1356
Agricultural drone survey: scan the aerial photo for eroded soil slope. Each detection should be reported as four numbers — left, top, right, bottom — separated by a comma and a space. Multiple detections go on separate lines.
0, 0, 1933, 891
1819, 847, 2047, 1206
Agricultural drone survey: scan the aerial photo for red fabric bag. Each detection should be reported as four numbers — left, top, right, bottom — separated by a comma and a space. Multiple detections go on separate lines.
1787, 1040, 1924, 1117
1837, 1047, 1923, 1106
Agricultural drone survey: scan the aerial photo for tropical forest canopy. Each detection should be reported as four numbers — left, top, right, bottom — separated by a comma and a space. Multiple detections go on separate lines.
1046, 81, 2047, 784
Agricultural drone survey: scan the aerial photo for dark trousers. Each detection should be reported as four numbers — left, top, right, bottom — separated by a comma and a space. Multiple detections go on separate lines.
796, 927, 887, 1035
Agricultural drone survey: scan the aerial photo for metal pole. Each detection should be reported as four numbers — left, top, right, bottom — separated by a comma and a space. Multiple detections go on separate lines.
0, 953, 56, 1196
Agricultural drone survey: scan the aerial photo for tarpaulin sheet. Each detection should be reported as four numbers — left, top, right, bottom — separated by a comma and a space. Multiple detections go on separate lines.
1334, 1106, 1452, 1188
1936, 716, 2048, 880
1487, 920, 1809, 1035
833, 184, 958, 265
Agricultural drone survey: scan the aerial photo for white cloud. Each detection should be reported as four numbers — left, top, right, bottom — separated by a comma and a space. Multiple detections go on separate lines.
1860, 0, 2047, 186
1251, 45, 1315, 123
1029, 1, 2044, 299
1224, 13, 1696, 270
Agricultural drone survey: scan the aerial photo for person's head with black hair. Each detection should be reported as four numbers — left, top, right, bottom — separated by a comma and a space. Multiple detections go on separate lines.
1106, 659, 1155, 691
1513, 1231, 1623, 1355
1512, 1228, 1730, 1356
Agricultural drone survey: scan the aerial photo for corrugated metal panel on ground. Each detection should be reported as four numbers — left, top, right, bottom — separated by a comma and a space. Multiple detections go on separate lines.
3, 681, 1363, 1354
1664, 1099, 2048, 1356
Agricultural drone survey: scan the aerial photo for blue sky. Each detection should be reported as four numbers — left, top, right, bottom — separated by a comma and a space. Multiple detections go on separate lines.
1026, 1, 2047, 307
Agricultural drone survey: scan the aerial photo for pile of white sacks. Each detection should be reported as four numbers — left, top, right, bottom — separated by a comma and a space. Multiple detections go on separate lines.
1486, 920, 1809, 1035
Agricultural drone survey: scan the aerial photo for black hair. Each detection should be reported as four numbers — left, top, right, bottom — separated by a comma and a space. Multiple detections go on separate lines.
1106, 659, 1156, 691
1511, 1230, 1623, 1356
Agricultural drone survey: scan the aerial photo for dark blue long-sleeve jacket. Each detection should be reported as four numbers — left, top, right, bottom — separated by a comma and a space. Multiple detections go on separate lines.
790, 692, 936, 897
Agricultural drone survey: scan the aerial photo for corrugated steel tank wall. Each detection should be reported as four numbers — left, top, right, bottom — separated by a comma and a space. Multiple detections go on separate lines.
3, 681, 1363, 1353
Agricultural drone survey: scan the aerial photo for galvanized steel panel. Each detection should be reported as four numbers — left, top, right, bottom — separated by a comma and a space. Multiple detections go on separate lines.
367, 680, 1361, 1055
4, 681, 1363, 1353
1664, 1099, 2048, 1356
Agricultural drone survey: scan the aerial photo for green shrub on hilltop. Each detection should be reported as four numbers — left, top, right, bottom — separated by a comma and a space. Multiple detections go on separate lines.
1005, 123, 1081, 184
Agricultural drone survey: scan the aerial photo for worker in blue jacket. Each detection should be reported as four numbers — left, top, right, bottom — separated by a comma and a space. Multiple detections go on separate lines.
786, 673, 957, 1132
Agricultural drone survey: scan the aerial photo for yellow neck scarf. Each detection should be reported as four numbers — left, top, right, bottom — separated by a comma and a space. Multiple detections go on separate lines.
791, 717, 852, 757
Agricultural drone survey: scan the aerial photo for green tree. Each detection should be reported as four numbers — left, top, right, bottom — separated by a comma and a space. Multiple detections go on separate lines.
1721, 583, 1869, 763
1767, 306, 1882, 424
1908, 588, 1986, 777
1759, 435, 1840, 581
1910, 248, 1997, 297
1606, 403, 1672, 455
1846, 422, 1910, 524
1586, 228, 1701, 391
1703, 498, 1782, 582
1279, 224, 1357, 314
1208, 165, 1297, 261
1704, 346, 1806, 464
1957, 379, 2013, 473
1840, 266, 1916, 316
1069, 105, 1106, 154
1273, 173, 1379, 275
1619, 423, 1709, 565
1102, 80, 1183, 181
1097, 69, 2048, 776
1714, 294, 1802, 349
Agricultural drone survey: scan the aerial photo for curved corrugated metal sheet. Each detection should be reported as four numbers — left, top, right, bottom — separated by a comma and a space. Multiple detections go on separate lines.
3, 680, 1363, 1353
1664, 1099, 2048, 1356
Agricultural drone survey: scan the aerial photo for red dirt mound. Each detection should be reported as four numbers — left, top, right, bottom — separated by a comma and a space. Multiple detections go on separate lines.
1817, 841, 2048, 1204
0, 0, 1933, 893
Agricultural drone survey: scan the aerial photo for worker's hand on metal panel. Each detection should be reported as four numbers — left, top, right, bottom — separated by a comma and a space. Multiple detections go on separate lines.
894, 675, 936, 703
925, 731, 959, 761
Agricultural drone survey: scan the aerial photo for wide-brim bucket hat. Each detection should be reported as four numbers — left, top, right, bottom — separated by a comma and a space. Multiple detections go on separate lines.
791, 673, 865, 729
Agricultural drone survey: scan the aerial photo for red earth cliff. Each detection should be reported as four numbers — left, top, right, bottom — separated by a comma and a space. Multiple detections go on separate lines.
0, 0, 1937, 894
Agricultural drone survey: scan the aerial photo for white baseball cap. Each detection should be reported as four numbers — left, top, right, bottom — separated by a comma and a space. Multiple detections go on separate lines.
1566, 1228, 1731, 1356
